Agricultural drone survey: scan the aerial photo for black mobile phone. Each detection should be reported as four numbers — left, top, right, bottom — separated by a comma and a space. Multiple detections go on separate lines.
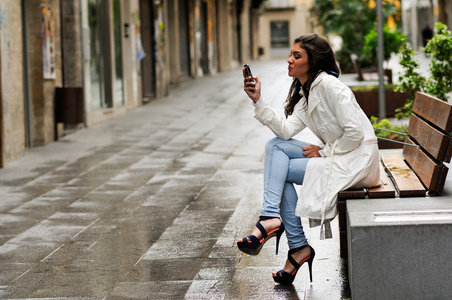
244, 64, 255, 82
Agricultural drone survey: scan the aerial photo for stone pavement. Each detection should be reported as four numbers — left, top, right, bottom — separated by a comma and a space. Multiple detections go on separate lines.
0, 60, 350, 299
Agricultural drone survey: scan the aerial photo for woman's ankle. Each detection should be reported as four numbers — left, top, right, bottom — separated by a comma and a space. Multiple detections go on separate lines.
251, 218, 281, 238
259, 215, 279, 221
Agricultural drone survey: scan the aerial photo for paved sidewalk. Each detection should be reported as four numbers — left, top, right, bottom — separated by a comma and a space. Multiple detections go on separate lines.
0, 60, 348, 299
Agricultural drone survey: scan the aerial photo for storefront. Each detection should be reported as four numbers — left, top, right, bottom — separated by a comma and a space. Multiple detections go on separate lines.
0, 0, 266, 167
82, 0, 134, 125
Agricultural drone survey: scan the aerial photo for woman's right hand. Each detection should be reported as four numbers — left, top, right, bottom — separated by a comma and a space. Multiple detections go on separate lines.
303, 145, 322, 158
243, 68, 261, 103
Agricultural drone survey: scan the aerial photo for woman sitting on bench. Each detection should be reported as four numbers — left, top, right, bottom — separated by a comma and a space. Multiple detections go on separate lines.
238, 33, 380, 285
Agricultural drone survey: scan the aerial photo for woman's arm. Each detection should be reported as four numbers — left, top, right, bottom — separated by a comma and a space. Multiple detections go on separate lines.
243, 71, 306, 140
254, 103, 306, 140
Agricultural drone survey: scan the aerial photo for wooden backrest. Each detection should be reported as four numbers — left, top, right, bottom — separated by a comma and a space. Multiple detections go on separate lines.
403, 92, 452, 194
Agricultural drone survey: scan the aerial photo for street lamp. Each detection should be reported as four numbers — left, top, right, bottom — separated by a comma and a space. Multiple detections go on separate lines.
377, 0, 386, 118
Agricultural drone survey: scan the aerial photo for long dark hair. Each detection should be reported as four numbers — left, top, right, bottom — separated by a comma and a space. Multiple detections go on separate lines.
284, 34, 340, 117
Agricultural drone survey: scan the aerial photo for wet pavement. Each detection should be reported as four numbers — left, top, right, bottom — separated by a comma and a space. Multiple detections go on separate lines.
1, 60, 360, 299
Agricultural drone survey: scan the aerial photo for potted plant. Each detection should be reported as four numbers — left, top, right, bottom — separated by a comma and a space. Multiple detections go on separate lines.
371, 116, 407, 149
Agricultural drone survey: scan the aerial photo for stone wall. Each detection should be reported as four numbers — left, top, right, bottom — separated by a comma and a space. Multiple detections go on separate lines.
24, 0, 62, 146
0, 0, 26, 165
61, 0, 82, 87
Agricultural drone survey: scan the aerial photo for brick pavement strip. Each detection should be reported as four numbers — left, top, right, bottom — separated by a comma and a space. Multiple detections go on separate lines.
0, 61, 348, 299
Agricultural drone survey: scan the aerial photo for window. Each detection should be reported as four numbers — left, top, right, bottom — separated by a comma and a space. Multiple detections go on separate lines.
270, 21, 289, 48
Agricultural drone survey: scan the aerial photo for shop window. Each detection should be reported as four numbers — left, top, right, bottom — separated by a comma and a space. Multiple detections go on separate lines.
270, 21, 289, 48
113, 0, 124, 107
88, 0, 106, 109
87, 0, 124, 110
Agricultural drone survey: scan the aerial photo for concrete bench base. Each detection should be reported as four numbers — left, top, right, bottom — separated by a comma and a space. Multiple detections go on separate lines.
347, 198, 452, 300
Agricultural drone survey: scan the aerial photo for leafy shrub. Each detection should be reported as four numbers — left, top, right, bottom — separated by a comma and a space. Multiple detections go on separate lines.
310, 0, 397, 71
424, 22, 452, 101
396, 22, 452, 117
371, 116, 407, 141
351, 84, 398, 92
363, 26, 405, 65
395, 39, 426, 117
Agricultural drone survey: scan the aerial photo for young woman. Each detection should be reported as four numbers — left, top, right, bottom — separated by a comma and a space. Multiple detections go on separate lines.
238, 33, 380, 285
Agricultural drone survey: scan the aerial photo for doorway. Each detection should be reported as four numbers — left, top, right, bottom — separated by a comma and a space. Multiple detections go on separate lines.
87, 0, 125, 109
88, 0, 107, 109
139, 0, 156, 102
178, 0, 191, 78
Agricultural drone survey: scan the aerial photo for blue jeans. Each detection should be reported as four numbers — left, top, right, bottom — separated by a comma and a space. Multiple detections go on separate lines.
260, 137, 311, 249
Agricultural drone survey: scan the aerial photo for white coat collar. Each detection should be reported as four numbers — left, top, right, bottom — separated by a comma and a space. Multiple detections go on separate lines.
298, 72, 327, 115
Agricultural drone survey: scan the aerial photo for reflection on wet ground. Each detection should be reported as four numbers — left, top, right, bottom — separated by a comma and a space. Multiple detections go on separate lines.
0, 61, 349, 299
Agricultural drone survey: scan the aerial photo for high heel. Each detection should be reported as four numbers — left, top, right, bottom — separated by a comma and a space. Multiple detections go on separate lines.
272, 245, 315, 285
237, 218, 285, 256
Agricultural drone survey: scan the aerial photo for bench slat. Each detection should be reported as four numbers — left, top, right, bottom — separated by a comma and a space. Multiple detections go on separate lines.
413, 92, 452, 132
403, 137, 443, 192
408, 113, 452, 162
338, 188, 366, 200
381, 154, 426, 197
368, 163, 396, 198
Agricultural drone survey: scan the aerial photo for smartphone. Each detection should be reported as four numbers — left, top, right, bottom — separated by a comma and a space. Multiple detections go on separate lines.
243, 64, 255, 82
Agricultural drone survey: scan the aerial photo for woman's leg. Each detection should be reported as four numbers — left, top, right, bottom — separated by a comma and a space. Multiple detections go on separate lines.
280, 183, 308, 249
274, 157, 313, 278
243, 138, 310, 242
260, 137, 311, 218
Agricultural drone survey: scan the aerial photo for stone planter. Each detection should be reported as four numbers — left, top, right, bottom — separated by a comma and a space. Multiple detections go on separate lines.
353, 89, 409, 117
385, 90, 409, 117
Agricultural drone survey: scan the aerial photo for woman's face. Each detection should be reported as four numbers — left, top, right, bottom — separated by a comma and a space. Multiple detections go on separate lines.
287, 43, 309, 84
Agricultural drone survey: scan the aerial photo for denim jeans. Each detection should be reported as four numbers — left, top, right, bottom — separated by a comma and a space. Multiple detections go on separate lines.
260, 137, 311, 249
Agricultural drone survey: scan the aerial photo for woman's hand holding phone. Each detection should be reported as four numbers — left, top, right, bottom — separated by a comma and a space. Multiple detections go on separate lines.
243, 64, 255, 82
243, 64, 261, 103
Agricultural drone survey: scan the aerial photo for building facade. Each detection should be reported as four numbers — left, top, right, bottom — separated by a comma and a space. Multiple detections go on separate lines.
0, 0, 265, 167
402, 0, 452, 50
257, 0, 317, 60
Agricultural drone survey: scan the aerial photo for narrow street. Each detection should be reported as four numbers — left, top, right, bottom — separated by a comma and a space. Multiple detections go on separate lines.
0, 60, 348, 299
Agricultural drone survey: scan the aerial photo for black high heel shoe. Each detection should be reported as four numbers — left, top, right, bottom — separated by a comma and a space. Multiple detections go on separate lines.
272, 244, 315, 285
237, 217, 285, 256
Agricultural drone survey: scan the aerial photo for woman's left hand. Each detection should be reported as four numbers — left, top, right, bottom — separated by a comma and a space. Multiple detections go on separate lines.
303, 145, 322, 158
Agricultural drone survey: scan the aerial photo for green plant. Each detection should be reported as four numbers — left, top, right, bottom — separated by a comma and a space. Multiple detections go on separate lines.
396, 22, 452, 117
424, 22, 452, 100
371, 116, 407, 141
310, 0, 397, 71
351, 84, 398, 92
362, 26, 405, 65
395, 38, 426, 117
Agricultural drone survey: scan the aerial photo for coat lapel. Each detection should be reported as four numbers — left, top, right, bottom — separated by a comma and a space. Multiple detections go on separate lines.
297, 73, 326, 141
303, 72, 325, 116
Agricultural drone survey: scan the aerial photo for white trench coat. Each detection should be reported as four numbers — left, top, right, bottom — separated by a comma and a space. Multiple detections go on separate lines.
254, 72, 380, 238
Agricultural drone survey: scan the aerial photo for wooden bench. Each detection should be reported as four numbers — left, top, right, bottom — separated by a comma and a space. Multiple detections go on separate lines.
338, 91, 452, 258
